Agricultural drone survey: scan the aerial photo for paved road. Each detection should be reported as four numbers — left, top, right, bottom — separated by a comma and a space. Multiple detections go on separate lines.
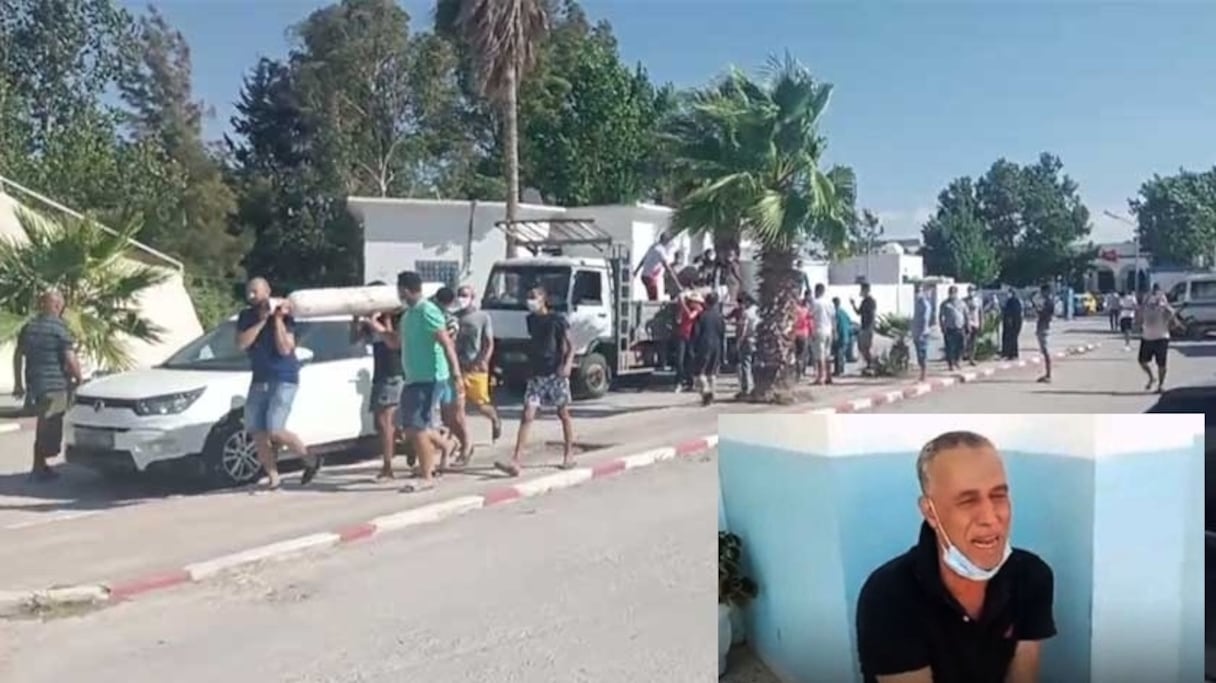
1, 452, 717, 682
870, 328, 1215, 413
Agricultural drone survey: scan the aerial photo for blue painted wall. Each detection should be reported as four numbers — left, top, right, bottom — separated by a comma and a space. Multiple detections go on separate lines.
718, 436, 1202, 683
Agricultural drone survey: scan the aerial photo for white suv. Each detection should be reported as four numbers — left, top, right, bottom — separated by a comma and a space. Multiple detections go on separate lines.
64, 310, 377, 487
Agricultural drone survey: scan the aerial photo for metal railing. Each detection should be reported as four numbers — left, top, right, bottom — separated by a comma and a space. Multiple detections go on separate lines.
0, 174, 184, 271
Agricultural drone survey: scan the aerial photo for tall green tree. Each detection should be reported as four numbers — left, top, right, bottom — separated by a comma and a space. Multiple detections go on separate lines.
437, 0, 548, 252
1129, 167, 1216, 268
921, 177, 999, 286
518, 8, 663, 205
975, 153, 1093, 286
849, 208, 885, 257
667, 54, 848, 401
119, 7, 243, 283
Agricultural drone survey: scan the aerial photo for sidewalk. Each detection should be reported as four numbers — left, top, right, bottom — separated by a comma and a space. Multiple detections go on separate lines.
0, 322, 1108, 615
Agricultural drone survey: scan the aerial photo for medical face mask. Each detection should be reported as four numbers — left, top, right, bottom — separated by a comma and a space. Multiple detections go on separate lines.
928, 501, 1011, 582
526, 298, 542, 313
456, 296, 472, 311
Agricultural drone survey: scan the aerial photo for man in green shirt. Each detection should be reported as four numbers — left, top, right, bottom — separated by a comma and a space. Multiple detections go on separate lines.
396, 270, 463, 492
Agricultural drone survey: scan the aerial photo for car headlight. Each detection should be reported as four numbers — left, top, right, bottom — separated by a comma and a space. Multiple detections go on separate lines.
134, 388, 206, 416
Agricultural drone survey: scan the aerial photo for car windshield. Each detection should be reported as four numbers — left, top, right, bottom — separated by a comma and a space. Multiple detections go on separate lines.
482, 265, 571, 311
161, 319, 368, 370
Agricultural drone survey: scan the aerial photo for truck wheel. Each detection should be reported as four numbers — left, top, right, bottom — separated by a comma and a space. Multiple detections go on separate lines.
573, 352, 612, 400
201, 414, 263, 489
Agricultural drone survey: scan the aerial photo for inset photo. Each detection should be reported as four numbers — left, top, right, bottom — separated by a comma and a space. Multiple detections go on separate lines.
717, 413, 1204, 683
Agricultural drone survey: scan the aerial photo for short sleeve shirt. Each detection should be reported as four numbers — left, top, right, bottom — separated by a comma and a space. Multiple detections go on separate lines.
858, 296, 877, 330
400, 300, 451, 385
856, 523, 1057, 683
237, 307, 300, 384
18, 315, 76, 396
526, 312, 570, 376
456, 309, 493, 368
940, 299, 966, 330
811, 299, 834, 338
640, 243, 670, 278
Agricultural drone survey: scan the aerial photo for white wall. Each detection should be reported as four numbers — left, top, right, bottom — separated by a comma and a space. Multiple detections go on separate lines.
829, 253, 924, 285
0, 190, 203, 393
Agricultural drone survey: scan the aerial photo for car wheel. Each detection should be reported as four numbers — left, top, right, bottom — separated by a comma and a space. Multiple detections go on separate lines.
202, 415, 262, 488
572, 352, 611, 400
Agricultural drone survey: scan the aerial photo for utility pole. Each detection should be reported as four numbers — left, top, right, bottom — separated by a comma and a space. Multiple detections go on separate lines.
1103, 210, 1141, 293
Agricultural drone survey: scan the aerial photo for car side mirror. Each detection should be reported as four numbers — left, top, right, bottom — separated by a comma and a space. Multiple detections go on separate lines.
295, 346, 315, 363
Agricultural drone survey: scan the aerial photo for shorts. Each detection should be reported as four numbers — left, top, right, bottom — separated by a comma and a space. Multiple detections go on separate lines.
398, 381, 443, 431
1036, 330, 1050, 354
810, 335, 830, 363
370, 376, 405, 411
524, 374, 572, 410
913, 336, 929, 367
1138, 338, 1169, 366
436, 378, 457, 407
463, 372, 491, 406
857, 328, 874, 354
244, 382, 297, 434
1119, 317, 1133, 333
32, 390, 69, 459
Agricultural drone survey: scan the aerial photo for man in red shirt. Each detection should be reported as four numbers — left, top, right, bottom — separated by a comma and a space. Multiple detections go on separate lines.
793, 296, 813, 379
673, 290, 703, 392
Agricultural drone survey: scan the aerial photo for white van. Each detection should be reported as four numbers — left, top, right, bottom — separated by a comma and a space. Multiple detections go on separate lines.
1166, 274, 1216, 340
64, 305, 378, 487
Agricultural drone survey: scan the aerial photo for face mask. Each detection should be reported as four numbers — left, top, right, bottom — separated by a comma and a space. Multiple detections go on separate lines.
526, 299, 541, 312
927, 501, 1011, 582
456, 296, 472, 311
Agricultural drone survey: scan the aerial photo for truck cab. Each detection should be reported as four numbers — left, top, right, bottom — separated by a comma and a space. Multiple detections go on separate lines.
483, 255, 617, 398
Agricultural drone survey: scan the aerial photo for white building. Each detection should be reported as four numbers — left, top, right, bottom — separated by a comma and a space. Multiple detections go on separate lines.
1085, 241, 1150, 293
0, 178, 203, 394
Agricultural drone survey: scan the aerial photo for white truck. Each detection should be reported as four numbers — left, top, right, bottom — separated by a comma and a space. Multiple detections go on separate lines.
482, 218, 742, 400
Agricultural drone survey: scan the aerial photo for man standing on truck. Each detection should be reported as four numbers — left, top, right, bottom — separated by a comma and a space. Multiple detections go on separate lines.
453, 284, 503, 461
396, 271, 463, 492
350, 282, 405, 480
11, 288, 83, 482
634, 232, 678, 301
235, 277, 321, 491
497, 285, 576, 476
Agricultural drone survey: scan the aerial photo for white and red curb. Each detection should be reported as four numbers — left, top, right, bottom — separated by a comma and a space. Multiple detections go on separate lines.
805, 341, 1100, 415
0, 434, 721, 616
0, 341, 1101, 616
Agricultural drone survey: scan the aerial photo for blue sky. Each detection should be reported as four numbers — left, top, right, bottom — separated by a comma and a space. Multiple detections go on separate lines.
127, 0, 1216, 242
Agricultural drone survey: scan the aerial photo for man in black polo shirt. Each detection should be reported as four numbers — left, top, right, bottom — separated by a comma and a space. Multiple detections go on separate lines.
12, 289, 83, 481
856, 430, 1055, 683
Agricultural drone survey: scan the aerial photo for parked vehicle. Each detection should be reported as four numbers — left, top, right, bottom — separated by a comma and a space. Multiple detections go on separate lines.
483, 218, 740, 400
64, 303, 378, 488
1165, 273, 1216, 340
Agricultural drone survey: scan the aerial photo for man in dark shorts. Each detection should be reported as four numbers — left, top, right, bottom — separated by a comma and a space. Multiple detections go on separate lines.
851, 282, 877, 371
1031, 284, 1054, 384
1137, 283, 1176, 393
693, 291, 727, 405
497, 285, 575, 476
12, 289, 83, 482
351, 281, 405, 480
235, 277, 320, 490
856, 431, 1055, 683
396, 271, 463, 492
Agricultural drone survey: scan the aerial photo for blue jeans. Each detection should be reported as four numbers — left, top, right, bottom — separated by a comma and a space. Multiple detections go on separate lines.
245, 382, 298, 434
398, 381, 444, 431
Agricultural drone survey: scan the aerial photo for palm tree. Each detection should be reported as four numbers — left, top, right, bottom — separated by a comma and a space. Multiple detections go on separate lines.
0, 206, 170, 371
436, 0, 548, 256
667, 54, 849, 402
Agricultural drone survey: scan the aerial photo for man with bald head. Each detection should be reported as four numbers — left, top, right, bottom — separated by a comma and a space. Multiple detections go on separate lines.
856, 431, 1055, 683
235, 277, 320, 490
12, 289, 83, 481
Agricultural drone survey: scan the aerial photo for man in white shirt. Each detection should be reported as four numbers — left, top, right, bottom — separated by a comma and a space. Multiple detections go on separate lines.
633, 233, 677, 301
1117, 290, 1137, 349
810, 283, 834, 385
1137, 284, 1176, 393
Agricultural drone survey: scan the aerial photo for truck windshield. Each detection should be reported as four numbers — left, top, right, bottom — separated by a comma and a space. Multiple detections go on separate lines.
483, 265, 571, 311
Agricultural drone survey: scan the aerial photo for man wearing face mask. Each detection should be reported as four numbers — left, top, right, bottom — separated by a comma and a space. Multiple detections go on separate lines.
431, 286, 470, 469
235, 277, 321, 490
453, 284, 502, 460
856, 431, 1055, 683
